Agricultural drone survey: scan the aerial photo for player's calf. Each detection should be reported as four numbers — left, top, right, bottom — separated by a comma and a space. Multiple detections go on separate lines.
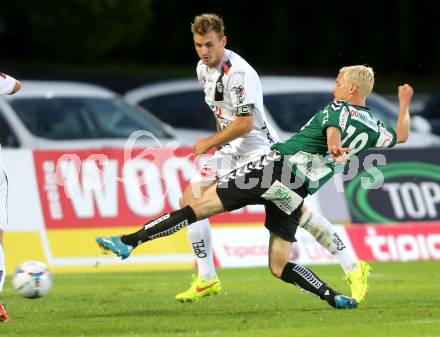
299, 209, 357, 274
96, 206, 197, 258
280, 262, 357, 309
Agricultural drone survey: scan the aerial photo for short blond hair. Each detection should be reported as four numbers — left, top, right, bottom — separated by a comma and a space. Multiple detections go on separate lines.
191, 13, 225, 37
339, 65, 375, 98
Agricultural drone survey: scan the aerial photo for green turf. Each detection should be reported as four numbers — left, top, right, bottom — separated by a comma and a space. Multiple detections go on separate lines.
1, 261, 439, 337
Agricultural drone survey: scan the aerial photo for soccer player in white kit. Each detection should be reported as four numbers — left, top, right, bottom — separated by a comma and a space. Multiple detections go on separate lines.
175, 13, 279, 301
173, 13, 370, 303
0, 72, 21, 322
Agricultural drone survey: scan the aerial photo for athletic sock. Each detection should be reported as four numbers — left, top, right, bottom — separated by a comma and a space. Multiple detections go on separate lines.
299, 210, 357, 274
281, 262, 340, 307
0, 244, 5, 294
187, 218, 216, 280
121, 206, 197, 247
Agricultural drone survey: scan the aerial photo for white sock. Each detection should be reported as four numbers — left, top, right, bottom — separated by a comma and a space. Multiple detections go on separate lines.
187, 218, 217, 280
0, 244, 5, 294
299, 210, 357, 274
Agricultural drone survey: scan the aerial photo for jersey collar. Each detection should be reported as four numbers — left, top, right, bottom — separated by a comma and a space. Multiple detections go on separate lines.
348, 103, 370, 111
210, 49, 231, 72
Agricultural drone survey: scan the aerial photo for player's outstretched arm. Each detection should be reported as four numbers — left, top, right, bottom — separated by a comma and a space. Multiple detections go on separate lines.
394, 84, 414, 144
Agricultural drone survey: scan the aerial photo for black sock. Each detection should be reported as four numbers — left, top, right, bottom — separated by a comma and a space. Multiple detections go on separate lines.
280, 262, 340, 308
121, 206, 197, 247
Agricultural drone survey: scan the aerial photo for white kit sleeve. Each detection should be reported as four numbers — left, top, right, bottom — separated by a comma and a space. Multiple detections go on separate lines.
0, 73, 17, 95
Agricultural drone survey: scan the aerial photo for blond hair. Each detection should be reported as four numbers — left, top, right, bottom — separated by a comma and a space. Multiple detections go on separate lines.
191, 13, 225, 37
339, 65, 375, 98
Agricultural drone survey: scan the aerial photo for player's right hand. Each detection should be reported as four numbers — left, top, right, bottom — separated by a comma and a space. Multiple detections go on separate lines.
192, 137, 212, 158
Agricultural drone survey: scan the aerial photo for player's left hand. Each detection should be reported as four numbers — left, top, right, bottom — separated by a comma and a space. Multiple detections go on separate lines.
193, 137, 212, 158
329, 146, 351, 164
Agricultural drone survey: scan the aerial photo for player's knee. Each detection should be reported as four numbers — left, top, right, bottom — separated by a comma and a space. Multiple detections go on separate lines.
187, 218, 210, 237
180, 193, 194, 207
300, 204, 308, 217
181, 188, 199, 208
269, 264, 284, 279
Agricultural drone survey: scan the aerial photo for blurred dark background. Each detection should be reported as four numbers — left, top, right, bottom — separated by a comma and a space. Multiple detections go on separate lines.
0, 0, 439, 94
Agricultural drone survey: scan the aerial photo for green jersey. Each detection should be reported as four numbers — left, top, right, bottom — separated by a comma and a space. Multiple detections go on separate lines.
272, 100, 397, 194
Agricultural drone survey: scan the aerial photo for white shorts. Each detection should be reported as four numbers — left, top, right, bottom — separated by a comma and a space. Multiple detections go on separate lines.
190, 148, 272, 185
0, 169, 7, 231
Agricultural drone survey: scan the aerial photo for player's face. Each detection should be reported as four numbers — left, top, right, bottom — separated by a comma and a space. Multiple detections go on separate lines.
193, 31, 226, 67
333, 71, 352, 100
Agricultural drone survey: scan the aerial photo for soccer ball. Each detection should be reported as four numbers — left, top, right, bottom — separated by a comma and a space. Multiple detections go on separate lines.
12, 260, 52, 298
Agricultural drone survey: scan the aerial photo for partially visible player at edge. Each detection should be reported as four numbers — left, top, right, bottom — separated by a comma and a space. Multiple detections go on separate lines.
97, 66, 413, 309
0, 72, 21, 323
168, 13, 370, 303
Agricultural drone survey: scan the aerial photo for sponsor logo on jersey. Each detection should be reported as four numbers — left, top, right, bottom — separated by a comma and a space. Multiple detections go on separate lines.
222, 60, 231, 75
349, 108, 377, 130
339, 107, 349, 130
214, 60, 231, 101
218, 118, 231, 129
376, 125, 393, 147
231, 85, 245, 106
216, 81, 223, 94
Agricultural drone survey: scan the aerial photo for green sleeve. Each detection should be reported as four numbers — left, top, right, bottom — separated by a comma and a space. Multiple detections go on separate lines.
320, 100, 350, 135
375, 123, 397, 148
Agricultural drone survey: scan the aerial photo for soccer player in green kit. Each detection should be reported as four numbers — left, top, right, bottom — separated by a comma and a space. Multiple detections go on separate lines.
97, 65, 413, 309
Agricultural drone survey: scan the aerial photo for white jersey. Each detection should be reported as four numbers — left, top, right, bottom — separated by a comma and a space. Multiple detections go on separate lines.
0, 73, 16, 95
0, 72, 17, 169
196, 49, 279, 157
0, 72, 14, 230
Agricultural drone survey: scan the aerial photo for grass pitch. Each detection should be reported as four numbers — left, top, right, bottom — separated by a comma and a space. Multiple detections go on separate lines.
1, 261, 439, 337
